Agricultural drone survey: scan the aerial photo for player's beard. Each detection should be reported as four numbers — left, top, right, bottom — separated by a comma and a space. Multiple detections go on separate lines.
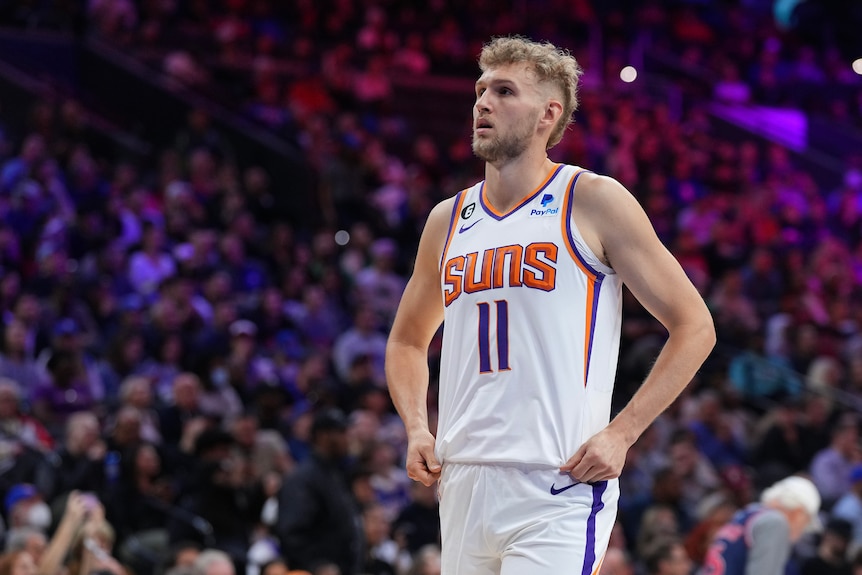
472, 112, 539, 164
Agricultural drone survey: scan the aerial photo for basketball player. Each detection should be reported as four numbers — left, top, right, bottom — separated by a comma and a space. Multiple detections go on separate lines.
385, 36, 715, 575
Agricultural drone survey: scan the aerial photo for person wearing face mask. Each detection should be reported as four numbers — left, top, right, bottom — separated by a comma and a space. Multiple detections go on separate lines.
3, 485, 52, 534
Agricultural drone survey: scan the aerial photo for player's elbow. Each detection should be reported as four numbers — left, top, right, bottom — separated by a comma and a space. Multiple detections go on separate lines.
669, 304, 716, 353
691, 307, 717, 352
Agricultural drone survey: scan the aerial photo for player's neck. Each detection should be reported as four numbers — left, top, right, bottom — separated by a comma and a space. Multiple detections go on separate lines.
483, 150, 556, 214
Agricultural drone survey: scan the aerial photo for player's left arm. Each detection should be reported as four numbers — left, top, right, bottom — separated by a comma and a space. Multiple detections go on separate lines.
562, 174, 716, 483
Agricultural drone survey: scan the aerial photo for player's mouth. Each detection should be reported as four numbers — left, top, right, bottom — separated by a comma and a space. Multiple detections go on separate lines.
474, 118, 493, 134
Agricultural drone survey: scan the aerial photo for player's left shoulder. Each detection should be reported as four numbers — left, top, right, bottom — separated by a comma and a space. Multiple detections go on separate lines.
571, 171, 639, 222
573, 170, 628, 201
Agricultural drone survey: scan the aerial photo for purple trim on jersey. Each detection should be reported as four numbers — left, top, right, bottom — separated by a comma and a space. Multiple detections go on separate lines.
441, 190, 464, 269
584, 276, 604, 386
582, 481, 608, 575
479, 164, 564, 221
564, 169, 606, 387
495, 300, 510, 370
563, 170, 605, 279
477, 302, 492, 373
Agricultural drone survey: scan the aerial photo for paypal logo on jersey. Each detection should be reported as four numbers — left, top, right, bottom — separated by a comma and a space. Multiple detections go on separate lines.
530, 194, 559, 217
530, 194, 560, 218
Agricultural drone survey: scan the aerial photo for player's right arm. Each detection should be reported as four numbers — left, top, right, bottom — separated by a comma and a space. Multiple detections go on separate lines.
386, 197, 454, 486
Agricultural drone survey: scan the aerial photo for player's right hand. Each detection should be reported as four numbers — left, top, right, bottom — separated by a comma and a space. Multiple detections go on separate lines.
405, 429, 441, 486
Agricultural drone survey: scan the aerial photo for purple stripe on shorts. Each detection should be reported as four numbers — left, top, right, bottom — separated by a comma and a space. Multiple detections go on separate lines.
582, 481, 608, 575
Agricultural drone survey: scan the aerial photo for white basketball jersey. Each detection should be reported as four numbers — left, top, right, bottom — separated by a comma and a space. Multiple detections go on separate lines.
436, 163, 623, 466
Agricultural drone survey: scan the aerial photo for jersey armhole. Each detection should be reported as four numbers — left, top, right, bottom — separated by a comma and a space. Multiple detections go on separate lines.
561, 170, 615, 278
440, 190, 468, 271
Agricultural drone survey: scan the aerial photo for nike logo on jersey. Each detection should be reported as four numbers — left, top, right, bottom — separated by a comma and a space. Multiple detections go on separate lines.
459, 219, 483, 233
550, 481, 581, 495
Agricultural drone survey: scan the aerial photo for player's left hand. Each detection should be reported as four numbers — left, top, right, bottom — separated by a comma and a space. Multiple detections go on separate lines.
560, 425, 630, 484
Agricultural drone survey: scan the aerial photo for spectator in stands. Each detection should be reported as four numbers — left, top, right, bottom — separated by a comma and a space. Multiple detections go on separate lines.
668, 431, 722, 522
191, 549, 235, 575
811, 414, 861, 510
128, 221, 176, 297
392, 481, 440, 556
332, 309, 384, 385
0, 320, 49, 391
158, 373, 205, 448
2, 527, 47, 565
0, 550, 37, 575
642, 537, 693, 575
3, 484, 52, 534
360, 502, 398, 575
159, 540, 202, 575
172, 428, 263, 563
727, 331, 803, 403
103, 442, 173, 559
800, 517, 853, 575
277, 408, 361, 575
705, 475, 822, 575
599, 547, 635, 575
687, 391, 748, 470
0, 377, 53, 452
353, 239, 405, 327
33, 317, 105, 417
35, 411, 104, 503
752, 400, 811, 489
832, 464, 862, 549
97, 330, 148, 403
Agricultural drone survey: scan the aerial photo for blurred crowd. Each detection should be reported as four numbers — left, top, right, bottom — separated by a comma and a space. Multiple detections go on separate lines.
0, 1, 861, 575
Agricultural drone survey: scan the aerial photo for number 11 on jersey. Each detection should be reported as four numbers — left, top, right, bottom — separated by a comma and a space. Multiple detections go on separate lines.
477, 300, 510, 373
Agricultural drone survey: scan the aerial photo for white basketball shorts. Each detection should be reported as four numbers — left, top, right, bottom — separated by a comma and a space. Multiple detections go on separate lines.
438, 463, 619, 575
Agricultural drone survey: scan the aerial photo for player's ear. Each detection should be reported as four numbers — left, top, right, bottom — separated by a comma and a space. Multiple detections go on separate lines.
541, 99, 563, 127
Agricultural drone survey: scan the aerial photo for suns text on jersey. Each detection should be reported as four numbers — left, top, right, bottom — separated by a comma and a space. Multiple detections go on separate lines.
443, 242, 557, 306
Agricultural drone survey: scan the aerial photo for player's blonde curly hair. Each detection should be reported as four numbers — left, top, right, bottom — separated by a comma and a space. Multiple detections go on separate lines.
478, 36, 583, 150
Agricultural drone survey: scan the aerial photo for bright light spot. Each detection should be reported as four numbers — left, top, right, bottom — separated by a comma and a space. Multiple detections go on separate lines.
620, 66, 638, 83
853, 58, 862, 76
334, 230, 350, 246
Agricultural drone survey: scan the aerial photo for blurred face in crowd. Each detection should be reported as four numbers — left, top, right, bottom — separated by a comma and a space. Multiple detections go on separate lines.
173, 374, 201, 410
10, 551, 37, 575
362, 504, 391, 547
261, 561, 289, 575
21, 532, 47, 565
135, 444, 161, 478
174, 546, 200, 568
0, 381, 20, 418
599, 548, 633, 575
13, 295, 40, 325
66, 412, 100, 453
657, 543, 692, 575
4, 320, 28, 355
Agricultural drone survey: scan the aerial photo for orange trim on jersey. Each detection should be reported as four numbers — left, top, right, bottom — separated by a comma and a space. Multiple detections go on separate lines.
480, 163, 560, 218
590, 552, 606, 575
440, 190, 468, 271
559, 170, 597, 281
560, 168, 602, 387
582, 278, 598, 386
